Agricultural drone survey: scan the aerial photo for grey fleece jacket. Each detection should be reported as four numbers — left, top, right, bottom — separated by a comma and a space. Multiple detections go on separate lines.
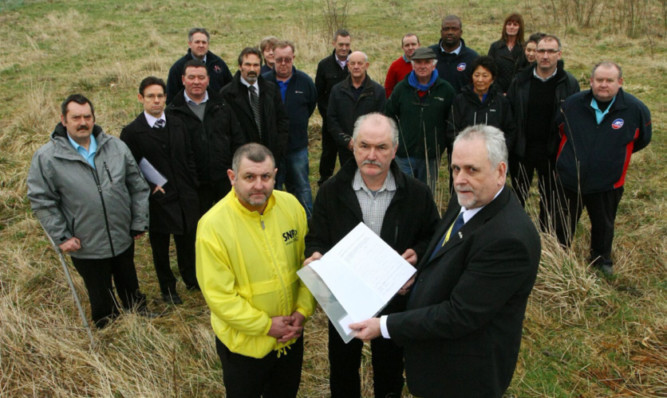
27, 123, 149, 259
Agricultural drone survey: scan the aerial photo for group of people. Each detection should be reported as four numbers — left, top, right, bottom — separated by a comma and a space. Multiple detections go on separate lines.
26, 12, 651, 398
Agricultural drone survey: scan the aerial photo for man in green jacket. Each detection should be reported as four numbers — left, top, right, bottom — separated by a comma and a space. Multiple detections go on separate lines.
385, 47, 455, 193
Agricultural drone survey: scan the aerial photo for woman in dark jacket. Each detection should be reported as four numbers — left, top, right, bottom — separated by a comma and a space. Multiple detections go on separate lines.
448, 56, 516, 152
487, 13, 526, 93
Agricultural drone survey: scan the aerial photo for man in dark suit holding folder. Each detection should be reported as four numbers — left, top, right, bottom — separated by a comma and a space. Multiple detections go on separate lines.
351, 124, 541, 398
121, 76, 200, 304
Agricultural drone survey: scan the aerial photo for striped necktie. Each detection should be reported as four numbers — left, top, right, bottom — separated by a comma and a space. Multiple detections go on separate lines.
248, 85, 262, 138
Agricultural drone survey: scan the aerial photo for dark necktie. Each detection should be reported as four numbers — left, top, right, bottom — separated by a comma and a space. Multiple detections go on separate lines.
153, 119, 165, 129
429, 212, 465, 261
248, 85, 262, 138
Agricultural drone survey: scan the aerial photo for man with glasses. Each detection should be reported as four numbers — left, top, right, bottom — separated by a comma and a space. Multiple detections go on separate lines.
507, 34, 579, 232
263, 40, 317, 217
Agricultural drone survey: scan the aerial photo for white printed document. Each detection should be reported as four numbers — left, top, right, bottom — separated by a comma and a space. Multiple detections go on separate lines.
298, 222, 415, 343
139, 158, 167, 187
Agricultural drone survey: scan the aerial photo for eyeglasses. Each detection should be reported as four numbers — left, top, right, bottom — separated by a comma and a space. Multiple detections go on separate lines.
275, 57, 293, 64
536, 49, 560, 55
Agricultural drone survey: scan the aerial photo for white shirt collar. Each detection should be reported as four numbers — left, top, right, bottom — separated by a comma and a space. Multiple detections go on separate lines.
441, 42, 462, 55
459, 186, 504, 223
533, 67, 558, 82
184, 90, 209, 105
240, 76, 260, 95
143, 111, 166, 128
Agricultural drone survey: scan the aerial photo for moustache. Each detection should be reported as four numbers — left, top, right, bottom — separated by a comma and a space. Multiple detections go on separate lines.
77, 125, 88, 131
362, 160, 382, 167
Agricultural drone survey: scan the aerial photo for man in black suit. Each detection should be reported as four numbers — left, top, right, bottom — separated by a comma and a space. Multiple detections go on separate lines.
220, 47, 289, 171
121, 77, 200, 304
351, 124, 541, 398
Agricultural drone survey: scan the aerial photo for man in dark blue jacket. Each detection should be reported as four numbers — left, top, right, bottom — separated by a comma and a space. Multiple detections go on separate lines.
555, 61, 651, 275
428, 15, 479, 94
263, 40, 317, 217
166, 28, 233, 104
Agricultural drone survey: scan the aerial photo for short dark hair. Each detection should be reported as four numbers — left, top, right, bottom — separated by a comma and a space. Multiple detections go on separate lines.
442, 15, 462, 29
61, 94, 95, 118
232, 143, 275, 173
182, 59, 208, 76
501, 13, 525, 44
138, 76, 166, 95
237, 47, 263, 66
188, 27, 210, 42
470, 56, 498, 79
333, 28, 350, 41
527, 32, 546, 44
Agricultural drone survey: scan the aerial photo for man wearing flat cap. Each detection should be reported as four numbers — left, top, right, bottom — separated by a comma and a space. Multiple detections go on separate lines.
385, 47, 455, 192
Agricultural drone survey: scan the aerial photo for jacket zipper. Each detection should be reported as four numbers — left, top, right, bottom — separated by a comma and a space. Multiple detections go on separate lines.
91, 167, 116, 257
260, 216, 289, 315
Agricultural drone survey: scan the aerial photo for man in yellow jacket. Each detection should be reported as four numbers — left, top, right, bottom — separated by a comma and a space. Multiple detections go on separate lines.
196, 143, 314, 397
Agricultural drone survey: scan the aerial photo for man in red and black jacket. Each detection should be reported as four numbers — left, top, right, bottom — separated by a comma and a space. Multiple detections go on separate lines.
554, 61, 651, 275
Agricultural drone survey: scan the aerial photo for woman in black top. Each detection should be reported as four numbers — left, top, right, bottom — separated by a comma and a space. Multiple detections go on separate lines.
487, 13, 526, 93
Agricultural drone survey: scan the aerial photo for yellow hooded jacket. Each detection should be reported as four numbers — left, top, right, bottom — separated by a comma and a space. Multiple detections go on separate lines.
196, 188, 314, 358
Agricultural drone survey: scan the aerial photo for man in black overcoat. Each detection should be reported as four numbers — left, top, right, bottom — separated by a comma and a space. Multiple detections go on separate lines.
351, 124, 541, 398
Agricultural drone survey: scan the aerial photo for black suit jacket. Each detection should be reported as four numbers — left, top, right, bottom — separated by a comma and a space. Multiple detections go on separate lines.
120, 113, 199, 234
387, 187, 541, 398
220, 72, 289, 164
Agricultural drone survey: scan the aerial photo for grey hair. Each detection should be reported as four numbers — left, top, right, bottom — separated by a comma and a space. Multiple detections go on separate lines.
454, 125, 508, 170
352, 112, 399, 147
592, 61, 623, 79
411, 59, 438, 67
188, 28, 210, 42
349, 51, 368, 63
231, 143, 275, 174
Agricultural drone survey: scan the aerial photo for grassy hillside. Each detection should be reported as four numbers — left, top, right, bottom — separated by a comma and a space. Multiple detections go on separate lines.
0, 0, 664, 396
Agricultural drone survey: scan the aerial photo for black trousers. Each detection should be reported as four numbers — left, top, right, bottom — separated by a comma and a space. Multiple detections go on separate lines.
148, 230, 198, 294
337, 146, 355, 174
70, 242, 145, 328
318, 118, 339, 186
510, 155, 561, 232
555, 187, 624, 266
328, 321, 404, 398
216, 336, 304, 398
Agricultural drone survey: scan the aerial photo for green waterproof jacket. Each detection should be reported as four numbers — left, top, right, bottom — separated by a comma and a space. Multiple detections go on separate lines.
385, 76, 455, 160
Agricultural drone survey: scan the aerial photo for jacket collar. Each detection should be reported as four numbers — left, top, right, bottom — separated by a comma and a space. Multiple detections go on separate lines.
422, 186, 511, 265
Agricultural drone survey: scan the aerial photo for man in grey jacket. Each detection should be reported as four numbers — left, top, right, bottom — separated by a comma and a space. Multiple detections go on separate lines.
27, 94, 151, 328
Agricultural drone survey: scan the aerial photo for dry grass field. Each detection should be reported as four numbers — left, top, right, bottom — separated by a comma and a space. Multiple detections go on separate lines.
0, 0, 665, 396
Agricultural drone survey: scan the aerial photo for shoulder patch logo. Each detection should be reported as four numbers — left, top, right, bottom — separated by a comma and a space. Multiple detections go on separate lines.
611, 119, 624, 129
457, 63, 466, 72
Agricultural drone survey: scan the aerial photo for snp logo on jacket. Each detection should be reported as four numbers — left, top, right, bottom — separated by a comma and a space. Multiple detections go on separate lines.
283, 229, 299, 245
611, 119, 624, 129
